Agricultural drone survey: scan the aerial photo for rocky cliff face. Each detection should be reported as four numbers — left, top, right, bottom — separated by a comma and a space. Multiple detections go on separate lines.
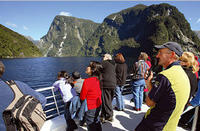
81, 3, 200, 57
194, 31, 200, 39
39, 3, 200, 57
0, 24, 42, 58
38, 15, 99, 57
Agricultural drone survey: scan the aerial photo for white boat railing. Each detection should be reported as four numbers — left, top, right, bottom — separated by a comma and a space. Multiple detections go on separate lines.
35, 86, 65, 119
34, 78, 132, 120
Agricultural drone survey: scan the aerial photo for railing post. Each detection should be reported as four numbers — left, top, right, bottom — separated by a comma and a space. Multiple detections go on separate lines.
191, 106, 199, 131
51, 88, 60, 116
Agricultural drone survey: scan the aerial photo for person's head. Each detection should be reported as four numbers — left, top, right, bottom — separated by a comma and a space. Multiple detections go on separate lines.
0, 61, 5, 77
85, 61, 103, 78
103, 54, 112, 61
114, 53, 125, 63
72, 71, 81, 80
155, 42, 183, 68
179, 52, 199, 73
57, 71, 70, 80
138, 52, 148, 61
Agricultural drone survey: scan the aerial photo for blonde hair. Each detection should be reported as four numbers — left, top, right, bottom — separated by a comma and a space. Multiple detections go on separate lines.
139, 52, 148, 61
179, 52, 199, 73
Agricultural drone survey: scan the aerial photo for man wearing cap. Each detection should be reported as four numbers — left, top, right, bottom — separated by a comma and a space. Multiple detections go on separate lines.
135, 42, 190, 131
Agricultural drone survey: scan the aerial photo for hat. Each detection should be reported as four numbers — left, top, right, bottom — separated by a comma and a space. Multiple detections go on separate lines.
72, 71, 81, 80
155, 42, 183, 57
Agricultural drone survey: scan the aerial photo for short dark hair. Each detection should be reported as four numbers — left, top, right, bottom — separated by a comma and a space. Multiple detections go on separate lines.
88, 61, 103, 79
57, 71, 70, 79
72, 71, 81, 80
0, 61, 5, 77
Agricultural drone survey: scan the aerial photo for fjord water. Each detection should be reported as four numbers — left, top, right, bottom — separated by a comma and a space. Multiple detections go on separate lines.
1, 57, 101, 89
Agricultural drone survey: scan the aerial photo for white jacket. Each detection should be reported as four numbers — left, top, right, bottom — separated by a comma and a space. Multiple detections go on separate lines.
53, 78, 76, 103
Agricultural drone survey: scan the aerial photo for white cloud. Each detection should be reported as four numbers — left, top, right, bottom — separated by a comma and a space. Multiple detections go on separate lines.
23, 25, 28, 30
59, 11, 72, 16
5, 22, 17, 28
189, 18, 192, 21
196, 18, 200, 23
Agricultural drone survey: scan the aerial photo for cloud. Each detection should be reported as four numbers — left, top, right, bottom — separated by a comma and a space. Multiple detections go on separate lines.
5, 22, 17, 28
59, 11, 72, 16
23, 25, 28, 30
189, 18, 192, 21
196, 18, 200, 23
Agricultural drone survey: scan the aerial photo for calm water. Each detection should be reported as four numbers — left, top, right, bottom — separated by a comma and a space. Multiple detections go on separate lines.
0, 57, 101, 89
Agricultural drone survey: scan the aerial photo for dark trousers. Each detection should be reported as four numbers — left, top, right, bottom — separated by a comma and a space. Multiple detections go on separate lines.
64, 102, 78, 131
85, 106, 102, 131
179, 107, 200, 130
101, 88, 115, 119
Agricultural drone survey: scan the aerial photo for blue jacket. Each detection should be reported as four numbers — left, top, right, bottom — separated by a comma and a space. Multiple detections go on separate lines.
0, 80, 47, 131
190, 80, 200, 106
69, 96, 88, 120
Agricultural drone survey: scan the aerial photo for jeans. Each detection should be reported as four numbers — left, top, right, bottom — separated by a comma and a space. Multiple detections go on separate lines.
132, 79, 145, 109
115, 85, 124, 110
85, 106, 102, 131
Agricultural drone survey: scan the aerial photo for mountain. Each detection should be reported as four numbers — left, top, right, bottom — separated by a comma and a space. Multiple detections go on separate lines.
38, 15, 100, 57
0, 24, 42, 58
25, 36, 39, 45
80, 3, 200, 57
194, 31, 200, 39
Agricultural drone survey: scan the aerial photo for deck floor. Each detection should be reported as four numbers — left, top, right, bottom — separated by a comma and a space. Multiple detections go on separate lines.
41, 94, 188, 131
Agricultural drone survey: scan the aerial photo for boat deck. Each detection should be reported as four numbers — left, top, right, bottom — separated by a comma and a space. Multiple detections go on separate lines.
41, 94, 188, 131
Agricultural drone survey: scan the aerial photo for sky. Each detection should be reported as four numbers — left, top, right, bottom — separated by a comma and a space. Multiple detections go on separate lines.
0, 1, 200, 40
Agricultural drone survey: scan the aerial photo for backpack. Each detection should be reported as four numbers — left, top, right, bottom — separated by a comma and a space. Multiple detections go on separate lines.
2, 80, 46, 131
132, 60, 149, 80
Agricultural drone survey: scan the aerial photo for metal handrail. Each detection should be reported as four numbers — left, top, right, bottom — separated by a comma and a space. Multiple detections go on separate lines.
34, 82, 132, 119
35, 86, 64, 119
191, 106, 199, 131
51, 88, 60, 116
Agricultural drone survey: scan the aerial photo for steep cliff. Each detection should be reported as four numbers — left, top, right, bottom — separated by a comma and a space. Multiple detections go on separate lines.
0, 24, 42, 58
38, 15, 100, 57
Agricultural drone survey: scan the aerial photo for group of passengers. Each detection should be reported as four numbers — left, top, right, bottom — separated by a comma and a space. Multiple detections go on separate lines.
52, 53, 128, 131
53, 41, 200, 131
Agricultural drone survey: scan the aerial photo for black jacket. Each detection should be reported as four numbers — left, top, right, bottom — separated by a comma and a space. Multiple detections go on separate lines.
102, 60, 116, 89
115, 62, 127, 86
183, 66, 198, 100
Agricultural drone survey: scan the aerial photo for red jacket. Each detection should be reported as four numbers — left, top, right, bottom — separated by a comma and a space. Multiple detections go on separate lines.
80, 77, 102, 110
195, 56, 199, 79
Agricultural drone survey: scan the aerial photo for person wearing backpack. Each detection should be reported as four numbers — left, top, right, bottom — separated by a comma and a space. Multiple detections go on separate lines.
0, 61, 46, 131
131, 52, 149, 111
